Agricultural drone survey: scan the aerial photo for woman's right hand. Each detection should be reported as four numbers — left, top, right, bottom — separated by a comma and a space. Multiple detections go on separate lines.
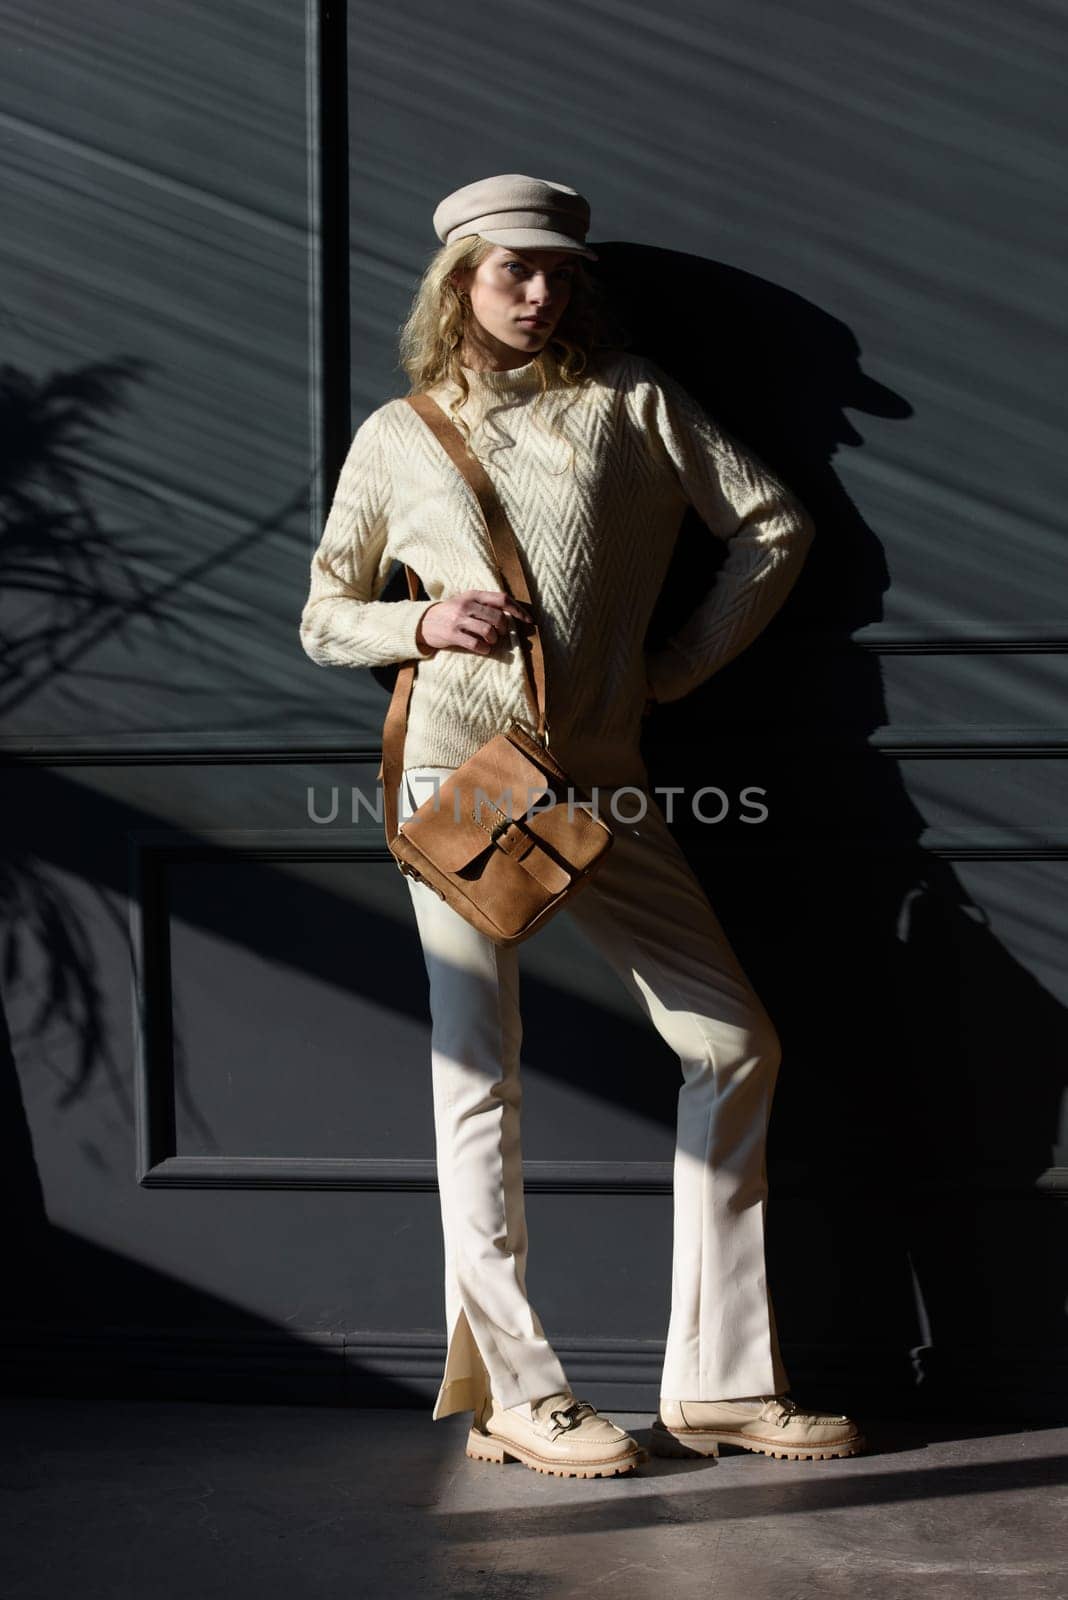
416, 590, 534, 655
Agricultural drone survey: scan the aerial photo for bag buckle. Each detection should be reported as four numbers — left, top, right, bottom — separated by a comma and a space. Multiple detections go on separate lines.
490, 813, 515, 843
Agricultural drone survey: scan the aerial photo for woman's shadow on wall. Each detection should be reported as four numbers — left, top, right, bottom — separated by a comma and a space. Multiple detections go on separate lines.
579, 244, 1067, 1412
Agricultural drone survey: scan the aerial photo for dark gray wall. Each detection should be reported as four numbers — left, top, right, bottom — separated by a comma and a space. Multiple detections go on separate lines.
1, 0, 1064, 1418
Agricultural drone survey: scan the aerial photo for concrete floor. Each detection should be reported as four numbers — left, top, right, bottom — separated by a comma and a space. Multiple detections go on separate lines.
2, 1398, 1066, 1600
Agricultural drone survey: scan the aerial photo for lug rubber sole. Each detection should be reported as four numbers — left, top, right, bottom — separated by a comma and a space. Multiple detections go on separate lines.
465, 1426, 647, 1478
648, 1417, 866, 1461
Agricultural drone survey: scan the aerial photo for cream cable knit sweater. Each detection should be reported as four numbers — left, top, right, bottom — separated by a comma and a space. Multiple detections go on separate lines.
299, 350, 815, 789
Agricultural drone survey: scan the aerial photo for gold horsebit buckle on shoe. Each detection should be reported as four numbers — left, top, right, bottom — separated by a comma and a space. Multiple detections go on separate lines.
548, 1399, 597, 1436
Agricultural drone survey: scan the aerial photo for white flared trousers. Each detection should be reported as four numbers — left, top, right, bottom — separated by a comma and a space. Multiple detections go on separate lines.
399, 765, 791, 1421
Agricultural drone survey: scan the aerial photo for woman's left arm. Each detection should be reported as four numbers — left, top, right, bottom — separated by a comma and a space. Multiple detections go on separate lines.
635, 363, 815, 705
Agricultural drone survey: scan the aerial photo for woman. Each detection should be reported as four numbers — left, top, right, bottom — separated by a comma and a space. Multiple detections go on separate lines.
300, 174, 866, 1477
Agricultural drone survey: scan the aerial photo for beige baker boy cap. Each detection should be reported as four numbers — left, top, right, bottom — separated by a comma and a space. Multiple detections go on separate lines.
432, 173, 599, 261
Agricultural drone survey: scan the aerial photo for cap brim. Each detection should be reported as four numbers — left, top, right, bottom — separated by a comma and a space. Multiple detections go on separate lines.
476, 227, 598, 261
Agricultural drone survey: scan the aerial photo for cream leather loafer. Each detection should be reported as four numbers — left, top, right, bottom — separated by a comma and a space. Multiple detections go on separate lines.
649, 1394, 866, 1461
466, 1390, 647, 1478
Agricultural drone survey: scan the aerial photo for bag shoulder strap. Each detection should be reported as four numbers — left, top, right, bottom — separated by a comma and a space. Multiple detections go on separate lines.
378, 390, 548, 848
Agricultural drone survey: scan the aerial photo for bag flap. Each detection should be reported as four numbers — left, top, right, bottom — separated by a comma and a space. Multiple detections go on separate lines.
398, 735, 555, 871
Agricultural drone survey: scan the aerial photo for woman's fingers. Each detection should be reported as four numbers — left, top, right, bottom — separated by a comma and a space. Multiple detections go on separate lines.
456, 614, 500, 652
470, 590, 533, 625
420, 589, 535, 654
460, 592, 532, 652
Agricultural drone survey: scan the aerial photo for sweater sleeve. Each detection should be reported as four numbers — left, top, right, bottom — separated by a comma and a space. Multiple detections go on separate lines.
299, 406, 437, 668
634, 362, 815, 704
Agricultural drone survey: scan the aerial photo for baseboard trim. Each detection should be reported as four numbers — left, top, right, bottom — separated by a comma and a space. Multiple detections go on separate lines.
0, 1323, 1063, 1422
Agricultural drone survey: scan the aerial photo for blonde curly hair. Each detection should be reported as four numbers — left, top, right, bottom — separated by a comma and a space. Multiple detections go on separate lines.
395, 235, 622, 464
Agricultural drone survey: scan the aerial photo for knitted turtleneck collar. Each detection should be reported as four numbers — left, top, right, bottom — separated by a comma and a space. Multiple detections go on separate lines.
458, 356, 541, 394
425, 356, 544, 415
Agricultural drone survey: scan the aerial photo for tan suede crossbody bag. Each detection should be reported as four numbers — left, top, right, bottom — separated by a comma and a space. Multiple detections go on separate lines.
377, 390, 614, 947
